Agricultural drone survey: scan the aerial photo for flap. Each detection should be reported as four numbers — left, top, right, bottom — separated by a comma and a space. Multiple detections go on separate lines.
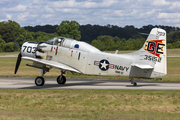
22, 56, 81, 73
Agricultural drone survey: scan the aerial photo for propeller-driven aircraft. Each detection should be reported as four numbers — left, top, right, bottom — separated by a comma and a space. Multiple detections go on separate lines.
14, 28, 167, 86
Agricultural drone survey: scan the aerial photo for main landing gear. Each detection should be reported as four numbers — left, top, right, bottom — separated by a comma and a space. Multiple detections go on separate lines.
130, 78, 137, 86
35, 76, 45, 86
35, 68, 48, 86
57, 71, 66, 84
34, 69, 66, 86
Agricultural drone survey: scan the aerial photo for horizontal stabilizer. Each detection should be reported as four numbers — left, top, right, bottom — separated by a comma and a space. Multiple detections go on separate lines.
131, 63, 154, 69
22, 57, 81, 73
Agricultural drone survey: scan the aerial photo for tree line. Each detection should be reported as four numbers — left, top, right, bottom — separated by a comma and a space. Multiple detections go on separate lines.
0, 20, 80, 52
1, 20, 180, 52
24, 24, 180, 43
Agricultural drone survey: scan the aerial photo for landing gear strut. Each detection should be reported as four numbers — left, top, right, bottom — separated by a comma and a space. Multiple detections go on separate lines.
130, 78, 137, 86
57, 70, 66, 84
35, 67, 49, 86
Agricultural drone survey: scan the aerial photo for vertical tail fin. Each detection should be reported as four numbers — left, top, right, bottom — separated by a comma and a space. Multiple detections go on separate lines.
142, 28, 167, 77
130, 28, 167, 78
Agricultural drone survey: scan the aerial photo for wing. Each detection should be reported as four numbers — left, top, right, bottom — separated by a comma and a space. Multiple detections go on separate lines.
131, 63, 154, 69
22, 56, 81, 73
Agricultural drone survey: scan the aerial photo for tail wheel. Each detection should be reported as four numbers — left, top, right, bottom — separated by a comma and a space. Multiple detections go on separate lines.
133, 82, 137, 86
57, 75, 66, 84
35, 77, 45, 86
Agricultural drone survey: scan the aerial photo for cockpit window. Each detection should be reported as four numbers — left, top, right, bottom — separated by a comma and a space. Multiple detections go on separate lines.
46, 38, 54, 45
55, 38, 64, 46
46, 37, 100, 52
47, 37, 64, 46
54, 38, 58, 45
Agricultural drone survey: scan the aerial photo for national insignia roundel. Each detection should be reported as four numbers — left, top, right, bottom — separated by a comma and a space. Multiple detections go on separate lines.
99, 59, 110, 71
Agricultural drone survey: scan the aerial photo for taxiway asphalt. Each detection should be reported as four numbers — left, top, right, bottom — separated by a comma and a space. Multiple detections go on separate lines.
0, 77, 180, 90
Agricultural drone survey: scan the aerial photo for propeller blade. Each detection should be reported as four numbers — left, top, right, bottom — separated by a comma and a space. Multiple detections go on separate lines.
13, 39, 21, 49
23, 27, 29, 44
14, 53, 22, 74
23, 32, 27, 44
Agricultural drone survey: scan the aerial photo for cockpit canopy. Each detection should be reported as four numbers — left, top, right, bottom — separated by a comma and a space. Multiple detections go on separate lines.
46, 37, 64, 45
47, 37, 100, 52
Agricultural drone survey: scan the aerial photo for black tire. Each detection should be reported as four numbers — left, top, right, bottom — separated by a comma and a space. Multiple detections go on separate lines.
133, 82, 137, 86
57, 75, 66, 84
35, 77, 45, 86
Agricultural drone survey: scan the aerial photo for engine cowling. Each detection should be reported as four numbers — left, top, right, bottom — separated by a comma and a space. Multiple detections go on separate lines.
21, 42, 38, 58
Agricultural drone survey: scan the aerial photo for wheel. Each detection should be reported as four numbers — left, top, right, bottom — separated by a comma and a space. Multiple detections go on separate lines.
133, 82, 137, 86
35, 77, 45, 86
57, 75, 66, 84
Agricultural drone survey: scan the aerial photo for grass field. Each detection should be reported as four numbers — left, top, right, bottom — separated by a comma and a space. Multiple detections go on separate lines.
0, 89, 180, 120
1, 50, 180, 119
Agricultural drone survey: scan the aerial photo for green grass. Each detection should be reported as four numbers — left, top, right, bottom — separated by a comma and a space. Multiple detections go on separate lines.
0, 89, 180, 120
161, 57, 180, 81
1, 50, 180, 119
0, 51, 19, 56
167, 48, 180, 56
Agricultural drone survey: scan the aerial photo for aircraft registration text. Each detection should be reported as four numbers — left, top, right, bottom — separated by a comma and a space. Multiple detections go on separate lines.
144, 55, 161, 63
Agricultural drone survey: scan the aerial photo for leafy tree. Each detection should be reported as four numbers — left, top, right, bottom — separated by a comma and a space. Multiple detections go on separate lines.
91, 35, 145, 51
24, 25, 58, 33
56, 20, 81, 40
3, 42, 14, 52
118, 38, 126, 50
167, 43, 173, 49
92, 35, 121, 51
175, 31, 180, 42
16, 34, 26, 47
91, 39, 105, 51
0, 35, 5, 52
0, 20, 22, 43
16, 31, 34, 47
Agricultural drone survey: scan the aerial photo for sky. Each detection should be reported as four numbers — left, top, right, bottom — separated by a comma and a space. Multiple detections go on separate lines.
1, 0, 180, 28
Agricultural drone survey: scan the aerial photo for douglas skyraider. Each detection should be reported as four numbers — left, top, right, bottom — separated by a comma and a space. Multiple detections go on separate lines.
14, 28, 167, 86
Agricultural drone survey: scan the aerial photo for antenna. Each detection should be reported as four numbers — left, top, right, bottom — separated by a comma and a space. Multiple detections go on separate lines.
140, 33, 149, 36
104, 46, 109, 52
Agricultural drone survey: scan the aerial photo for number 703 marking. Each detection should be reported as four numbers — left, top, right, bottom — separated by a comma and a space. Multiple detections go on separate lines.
23, 46, 36, 53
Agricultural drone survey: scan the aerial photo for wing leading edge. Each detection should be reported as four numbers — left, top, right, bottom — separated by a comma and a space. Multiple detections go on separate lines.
22, 57, 82, 73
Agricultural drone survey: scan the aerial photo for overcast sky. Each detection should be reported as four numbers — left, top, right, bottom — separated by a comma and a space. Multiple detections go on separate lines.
1, 0, 180, 28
